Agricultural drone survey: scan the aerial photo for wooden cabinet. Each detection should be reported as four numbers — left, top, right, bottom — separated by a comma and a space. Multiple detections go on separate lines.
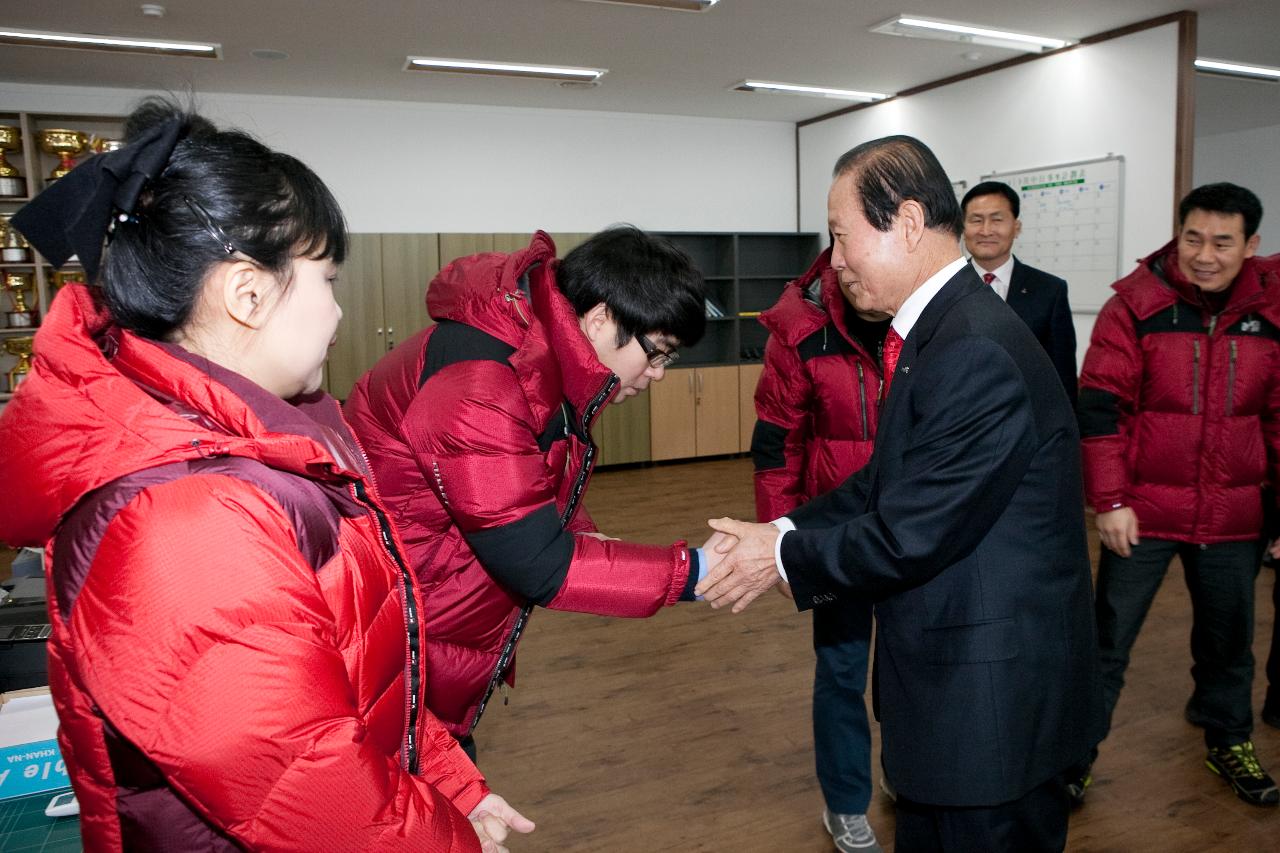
738, 362, 763, 453
326, 233, 439, 400
650, 365, 740, 461
1, 110, 124, 402
594, 389, 651, 466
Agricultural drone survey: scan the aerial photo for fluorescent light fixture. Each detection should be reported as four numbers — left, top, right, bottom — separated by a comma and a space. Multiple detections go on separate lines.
869, 15, 1072, 53
1195, 57, 1280, 82
405, 56, 606, 83
732, 80, 890, 103
575, 0, 719, 10
0, 26, 220, 57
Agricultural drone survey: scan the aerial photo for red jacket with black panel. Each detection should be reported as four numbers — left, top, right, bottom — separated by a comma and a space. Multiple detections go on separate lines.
343, 231, 696, 737
751, 250, 887, 522
1078, 242, 1280, 542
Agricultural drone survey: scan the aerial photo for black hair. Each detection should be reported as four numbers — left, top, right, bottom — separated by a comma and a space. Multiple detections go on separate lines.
1178, 182, 1263, 239
102, 96, 348, 340
557, 225, 706, 348
961, 180, 1020, 219
832, 135, 963, 238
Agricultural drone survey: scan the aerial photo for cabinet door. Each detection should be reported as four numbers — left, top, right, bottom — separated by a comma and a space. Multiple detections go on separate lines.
694, 365, 740, 457
738, 363, 763, 453
439, 234, 494, 269
380, 233, 439, 351
649, 368, 697, 461
595, 389, 651, 466
328, 233, 384, 401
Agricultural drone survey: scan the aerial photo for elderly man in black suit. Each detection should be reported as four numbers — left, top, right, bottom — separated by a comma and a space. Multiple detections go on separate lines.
698, 136, 1102, 853
962, 180, 1078, 405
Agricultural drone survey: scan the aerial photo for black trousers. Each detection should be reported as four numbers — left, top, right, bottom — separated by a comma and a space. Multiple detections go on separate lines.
1268, 564, 1279, 708
894, 775, 1069, 853
1095, 538, 1262, 748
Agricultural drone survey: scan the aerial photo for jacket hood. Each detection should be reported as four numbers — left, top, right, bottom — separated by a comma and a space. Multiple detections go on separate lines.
423, 231, 616, 427
758, 248, 876, 359
1113, 239, 1279, 325
0, 284, 360, 548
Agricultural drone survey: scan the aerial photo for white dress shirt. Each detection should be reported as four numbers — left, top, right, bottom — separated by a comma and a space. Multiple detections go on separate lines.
773, 256, 968, 581
971, 256, 1015, 302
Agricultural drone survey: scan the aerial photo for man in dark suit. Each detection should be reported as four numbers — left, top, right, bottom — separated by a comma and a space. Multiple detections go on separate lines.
698, 136, 1102, 852
962, 180, 1077, 406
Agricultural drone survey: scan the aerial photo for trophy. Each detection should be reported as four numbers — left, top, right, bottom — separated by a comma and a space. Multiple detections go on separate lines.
5, 336, 34, 393
4, 271, 37, 328
0, 125, 25, 198
37, 128, 89, 182
91, 136, 125, 154
1, 215, 32, 263
53, 269, 87, 290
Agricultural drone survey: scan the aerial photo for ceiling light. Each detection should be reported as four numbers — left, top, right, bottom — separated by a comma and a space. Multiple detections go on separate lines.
731, 80, 890, 103
405, 56, 606, 83
575, 0, 719, 11
0, 27, 220, 57
869, 15, 1072, 53
1194, 57, 1280, 82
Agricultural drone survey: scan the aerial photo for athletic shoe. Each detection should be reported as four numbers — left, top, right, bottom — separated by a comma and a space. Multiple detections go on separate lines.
1205, 741, 1279, 806
822, 810, 883, 853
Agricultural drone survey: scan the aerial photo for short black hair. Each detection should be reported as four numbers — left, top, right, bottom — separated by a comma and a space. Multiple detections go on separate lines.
962, 181, 1020, 219
103, 96, 348, 340
1178, 183, 1263, 239
558, 225, 705, 348
832, 135, 962, 238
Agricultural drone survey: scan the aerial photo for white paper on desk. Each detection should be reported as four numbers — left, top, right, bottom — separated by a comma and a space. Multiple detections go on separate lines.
0, 691, 59, 748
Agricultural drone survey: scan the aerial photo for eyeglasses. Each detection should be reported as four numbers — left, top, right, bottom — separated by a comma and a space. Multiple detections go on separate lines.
635, 333, 679, 368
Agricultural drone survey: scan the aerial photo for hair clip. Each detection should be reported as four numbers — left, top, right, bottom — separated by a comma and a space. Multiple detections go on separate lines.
182, 194, 237, 255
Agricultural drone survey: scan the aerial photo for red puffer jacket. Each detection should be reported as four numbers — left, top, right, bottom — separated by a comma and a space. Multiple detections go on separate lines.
751, 250, 886, 522
1078, 241, 1280, 542
343, 231, 695, 737
0, 285, 487, 852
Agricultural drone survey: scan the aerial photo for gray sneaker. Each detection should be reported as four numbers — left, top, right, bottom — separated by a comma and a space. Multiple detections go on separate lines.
822, 809, 883, 853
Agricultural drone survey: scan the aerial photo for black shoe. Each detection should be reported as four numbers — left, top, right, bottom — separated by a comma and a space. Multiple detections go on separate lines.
1064, 763, 1092, 807
1185, 697, 1212, 728
1205, 742, 1280, 806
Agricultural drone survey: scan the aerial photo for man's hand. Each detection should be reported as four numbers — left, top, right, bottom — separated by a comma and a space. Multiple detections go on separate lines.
468, 794, 535, 853
1096, 507, 1139, 557
695, 518, 781, 613
580, 531, 619, 542
700, 530, 738, 575
1268, 538, 1280, 561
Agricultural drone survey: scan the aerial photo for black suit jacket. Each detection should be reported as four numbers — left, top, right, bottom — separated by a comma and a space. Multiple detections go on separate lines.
782, 265, 1102, 808
1006, 257, 1077, 407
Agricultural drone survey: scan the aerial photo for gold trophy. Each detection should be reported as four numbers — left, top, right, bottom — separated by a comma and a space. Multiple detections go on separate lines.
52, 269, 87, 291
5, 336, 34, 393
91, 136, 125, 154
0, 125, 25, 198
4, 271, 37, 328
1, 215, 33, 263
37, 128, 89, 182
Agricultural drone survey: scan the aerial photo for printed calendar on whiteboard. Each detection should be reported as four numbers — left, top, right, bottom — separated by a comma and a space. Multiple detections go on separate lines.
981, 156, 1124, 311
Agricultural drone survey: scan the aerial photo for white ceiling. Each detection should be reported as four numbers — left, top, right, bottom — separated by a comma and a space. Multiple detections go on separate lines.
1, 0, 1277, 135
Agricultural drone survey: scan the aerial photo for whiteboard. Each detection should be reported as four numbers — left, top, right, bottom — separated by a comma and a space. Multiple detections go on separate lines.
981, 156, 1124, 311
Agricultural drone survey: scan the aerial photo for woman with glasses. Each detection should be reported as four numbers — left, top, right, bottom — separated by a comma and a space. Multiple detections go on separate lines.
344, 226, 712, 761
0, 98, 531, 852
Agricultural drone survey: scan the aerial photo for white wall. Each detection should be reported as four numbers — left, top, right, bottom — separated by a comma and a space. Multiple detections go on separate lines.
1195, 122, 1280, 253
0, 82, 796, 234
797, 24, 1183, 355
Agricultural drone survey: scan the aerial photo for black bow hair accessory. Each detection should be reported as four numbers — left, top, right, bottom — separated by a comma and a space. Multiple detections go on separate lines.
11, 117, 183, 282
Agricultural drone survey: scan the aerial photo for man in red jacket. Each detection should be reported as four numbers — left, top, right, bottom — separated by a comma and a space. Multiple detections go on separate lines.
751, 248, 889, 853
344, 227, 713, 759
1076, 183, 1280, 807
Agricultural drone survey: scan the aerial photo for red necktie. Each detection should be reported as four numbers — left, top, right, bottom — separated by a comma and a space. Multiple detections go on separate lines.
882, 327, 903, 400
983, 272, 996, 285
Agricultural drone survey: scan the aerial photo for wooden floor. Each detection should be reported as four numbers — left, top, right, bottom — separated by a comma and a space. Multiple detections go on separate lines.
475, 457, 1279, 852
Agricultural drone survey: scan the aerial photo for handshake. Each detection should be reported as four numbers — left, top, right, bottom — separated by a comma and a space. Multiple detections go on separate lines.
695, 517, 790, 613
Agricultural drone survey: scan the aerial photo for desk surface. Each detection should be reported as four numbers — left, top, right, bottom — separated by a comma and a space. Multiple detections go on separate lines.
0, 787, 80, 852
